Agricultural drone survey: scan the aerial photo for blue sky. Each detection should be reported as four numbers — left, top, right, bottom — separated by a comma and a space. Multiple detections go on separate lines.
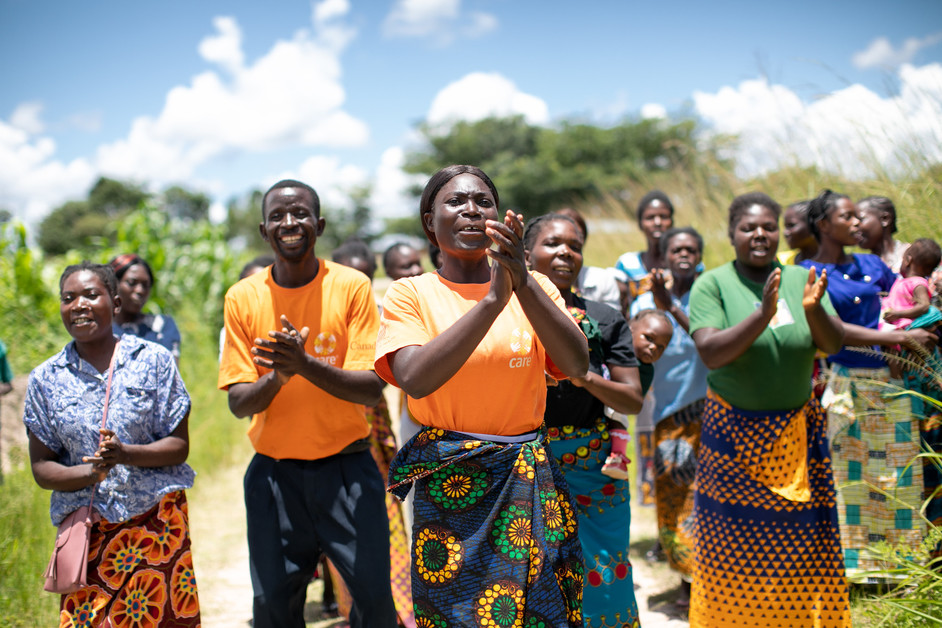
2, 0, 941, 226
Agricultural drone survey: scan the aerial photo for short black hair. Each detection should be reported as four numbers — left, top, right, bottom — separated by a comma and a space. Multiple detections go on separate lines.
332, 238, 376, 273
857, 195, 898, 234
630, 308, 672, 328
428, 242, 442, 269
262, 179, 321, 218
636, 190, 674, 224
522, 214, 582, 252
240, 255, 274, 280
659, 226, 704, 257
60, 261, 118, 297
728, 192, 782, 237
419, 165, 498, 247
382, 242, 418, 273
806, 189, 850, 241
907, 238, 942, 275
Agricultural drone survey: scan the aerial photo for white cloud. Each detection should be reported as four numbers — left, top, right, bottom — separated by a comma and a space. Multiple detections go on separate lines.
64, 111, 103, 133
0, 116, 95, 224
96, 2, 366, 186
853, 32, 942, 70
693, 62, 942, 178
313, 0, 350, 23
370, 146, 426, 220
383, 0, 497, 44
10, 102, 45, 134
197, 16, 244, 75
268, 155, 369, 213
640, 103, 667, 120
426, 72, 549, 128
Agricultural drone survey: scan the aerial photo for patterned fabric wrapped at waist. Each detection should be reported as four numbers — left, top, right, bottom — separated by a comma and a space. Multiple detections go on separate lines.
387, 424, 586, 628
705, 389, 811, 502
387, 426, 544, 500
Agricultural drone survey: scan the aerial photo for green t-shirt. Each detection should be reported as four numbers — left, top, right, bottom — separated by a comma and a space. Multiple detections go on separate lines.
688, 262, 835, 411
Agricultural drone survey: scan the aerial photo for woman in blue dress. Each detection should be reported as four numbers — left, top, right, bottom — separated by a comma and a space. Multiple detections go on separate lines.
799, 189, 936, 581
110, 254, 181, 361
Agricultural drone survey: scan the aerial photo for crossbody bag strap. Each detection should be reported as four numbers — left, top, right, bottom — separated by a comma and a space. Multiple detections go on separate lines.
84, 339, 121, 522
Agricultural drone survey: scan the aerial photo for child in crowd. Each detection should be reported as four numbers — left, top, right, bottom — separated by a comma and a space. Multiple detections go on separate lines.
602, 309, 673, 478
881, 237, 942, 330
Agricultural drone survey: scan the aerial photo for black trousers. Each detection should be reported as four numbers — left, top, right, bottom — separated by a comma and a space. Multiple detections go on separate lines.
244, 451, 397, 628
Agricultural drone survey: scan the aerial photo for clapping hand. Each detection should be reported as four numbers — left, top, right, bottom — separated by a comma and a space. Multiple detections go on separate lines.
253, 315, 311, 384
761, 268, 781, 319
650, 269, 671, 311
487, 210, 527, 302
802, 266, 828, 310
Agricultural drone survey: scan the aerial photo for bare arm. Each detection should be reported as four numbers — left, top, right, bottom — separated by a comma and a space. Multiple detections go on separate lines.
83, 415, 190, 468
692, 268, 780, 370
29, 431, 107, 491
513, 274, 590, 378
570, 364, 644, 415
883, 284, 931, 323
801, 267, 844, 355
841, 323, 938, 351
391, 274, 509, 399
487, 210, 588, 378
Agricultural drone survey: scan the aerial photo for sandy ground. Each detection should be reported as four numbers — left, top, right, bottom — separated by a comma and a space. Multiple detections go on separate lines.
3, 376, 688, 627
188, 457, 689, 628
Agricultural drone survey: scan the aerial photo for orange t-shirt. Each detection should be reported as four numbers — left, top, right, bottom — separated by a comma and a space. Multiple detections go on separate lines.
374, 271, 575, 436
218, 260, 379, 460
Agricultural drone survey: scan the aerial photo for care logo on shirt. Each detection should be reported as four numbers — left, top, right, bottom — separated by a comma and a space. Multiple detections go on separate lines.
313, 332, 338, 364
509, 328, 533, 368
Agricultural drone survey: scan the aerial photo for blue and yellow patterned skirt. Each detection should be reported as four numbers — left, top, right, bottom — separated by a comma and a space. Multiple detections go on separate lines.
548, 419, 640, 628
388, 426, 584, 628
690, 391, 850, 627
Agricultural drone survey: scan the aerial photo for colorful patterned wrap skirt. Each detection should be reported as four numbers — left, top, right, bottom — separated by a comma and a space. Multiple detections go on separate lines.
826, 365, 926, 581
548, 419, 640, 628
652, 399, 704, 579
387, 426, 584, 628
900, 345, 942, 562
690, 391, 850, 628
58, 490, 200, 628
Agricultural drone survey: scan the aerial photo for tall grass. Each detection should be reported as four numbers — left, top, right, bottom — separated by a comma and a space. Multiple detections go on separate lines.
573, 150, 941, 270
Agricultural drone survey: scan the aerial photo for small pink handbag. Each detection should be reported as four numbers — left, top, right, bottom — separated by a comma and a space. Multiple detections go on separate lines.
43, 341, 119, 594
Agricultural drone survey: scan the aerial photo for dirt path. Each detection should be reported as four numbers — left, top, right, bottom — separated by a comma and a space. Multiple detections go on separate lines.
188, 448, 346, 628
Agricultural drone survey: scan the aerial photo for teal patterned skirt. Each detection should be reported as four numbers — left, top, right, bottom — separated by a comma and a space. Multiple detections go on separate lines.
388, 426, 584, 628
548, 420, 639, 628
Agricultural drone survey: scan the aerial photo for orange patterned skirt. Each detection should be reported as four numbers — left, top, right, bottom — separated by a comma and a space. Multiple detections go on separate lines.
58, 490, 199, 628
690, 392, 849, 627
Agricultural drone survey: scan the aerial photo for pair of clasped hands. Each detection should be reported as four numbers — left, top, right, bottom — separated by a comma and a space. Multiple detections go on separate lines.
485, 210, 529, 304
81, 429, 125, 482
253, 315, 312, 386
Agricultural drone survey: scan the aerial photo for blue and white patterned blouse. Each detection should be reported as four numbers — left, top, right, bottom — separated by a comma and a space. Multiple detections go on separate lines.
23, 334, 195, 526
113, 313, 181, 360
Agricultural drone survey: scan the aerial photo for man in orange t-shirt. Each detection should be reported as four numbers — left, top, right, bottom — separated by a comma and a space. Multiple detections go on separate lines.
218, 179, 396, 628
